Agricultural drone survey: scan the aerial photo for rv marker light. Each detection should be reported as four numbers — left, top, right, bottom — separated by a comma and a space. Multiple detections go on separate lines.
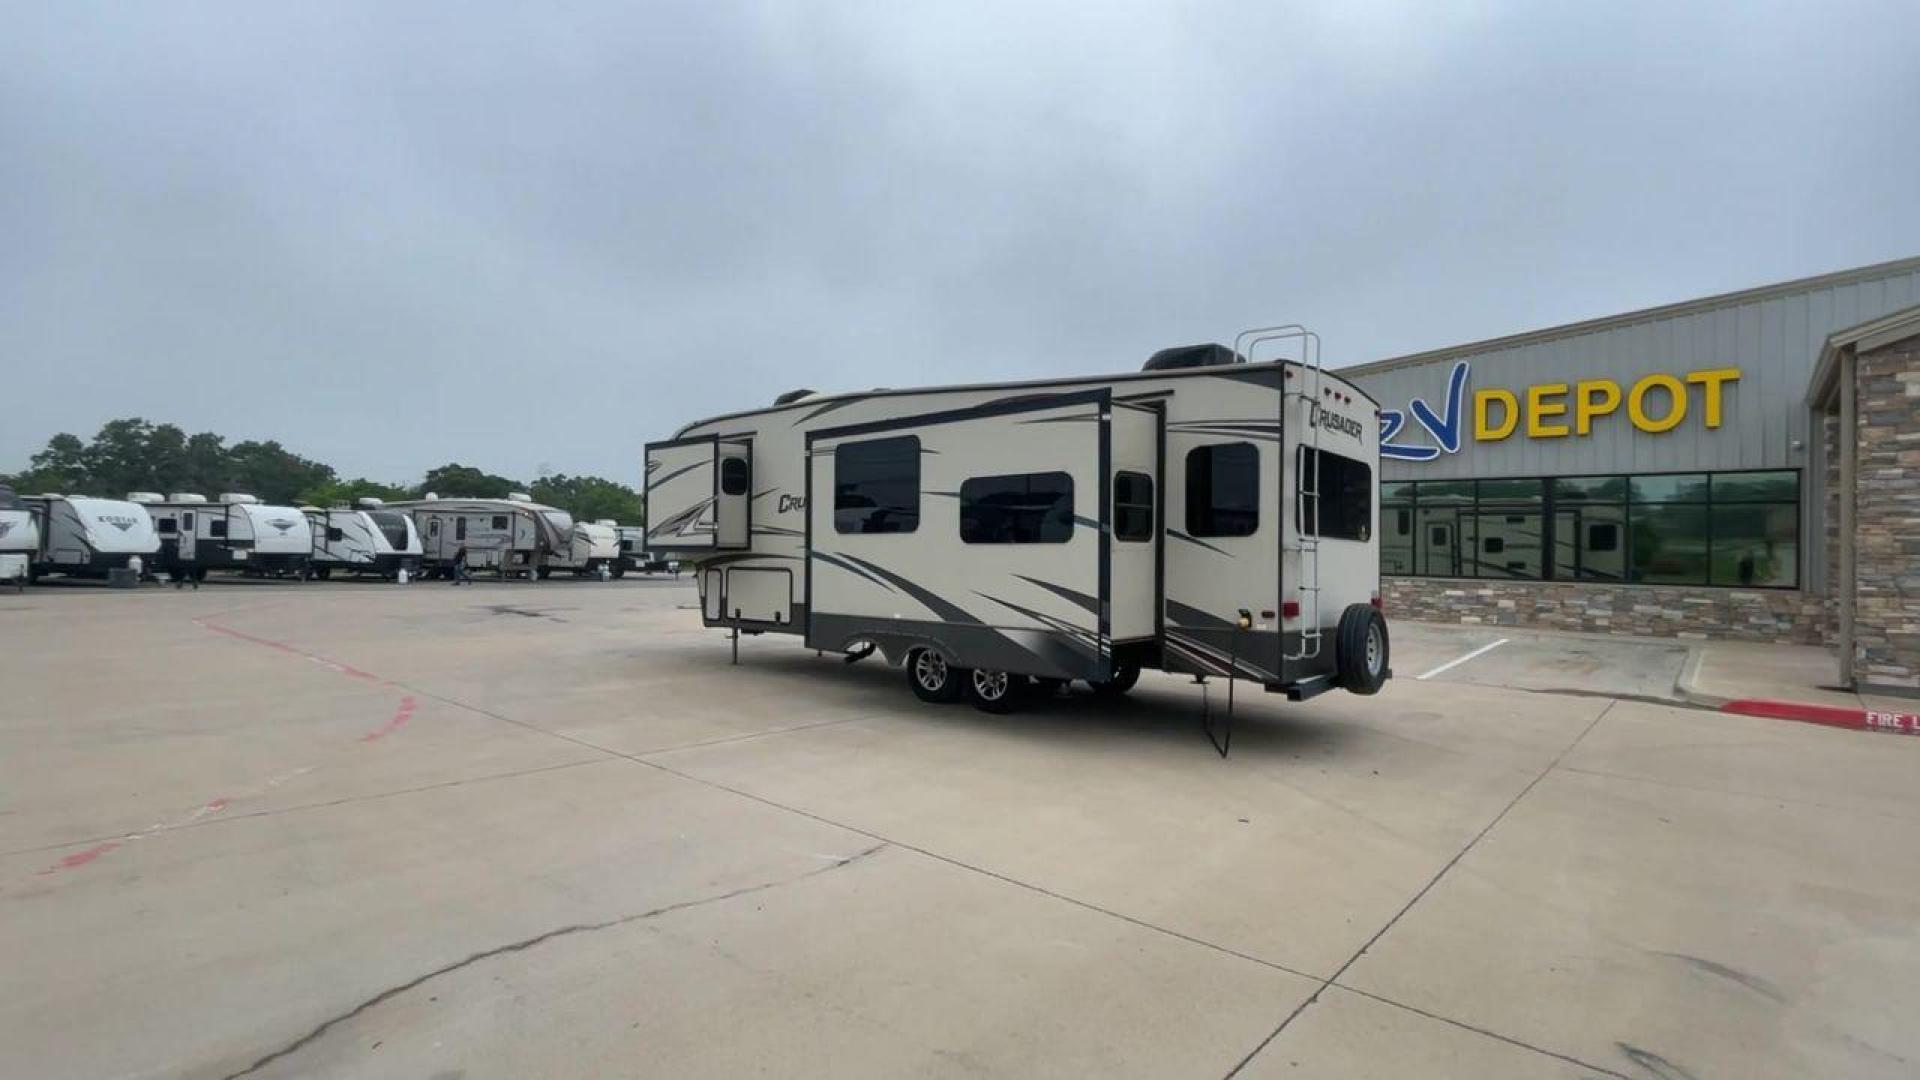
1281, 600, 1301, 619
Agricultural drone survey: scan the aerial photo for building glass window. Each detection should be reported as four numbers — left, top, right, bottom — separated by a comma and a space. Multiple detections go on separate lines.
1113, 471, 1154, 542
835, 435, 920, 535
1185, 442, 1260, 537
1382, 469, 1798, 589
960, 471, 1075, 544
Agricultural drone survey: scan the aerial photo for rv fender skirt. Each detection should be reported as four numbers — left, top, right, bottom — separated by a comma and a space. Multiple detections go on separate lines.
1335, 605, 1389, 695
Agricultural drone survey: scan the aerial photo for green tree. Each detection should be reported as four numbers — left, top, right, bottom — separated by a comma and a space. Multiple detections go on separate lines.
296, 477, 412, 507
225, 440, 336, 503
10, 432, 88, 492
530, 474, 644, 524
416, 463, 520, 499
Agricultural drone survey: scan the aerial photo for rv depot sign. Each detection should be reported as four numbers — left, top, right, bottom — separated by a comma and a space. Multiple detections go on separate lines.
1378, 360, 1742, 462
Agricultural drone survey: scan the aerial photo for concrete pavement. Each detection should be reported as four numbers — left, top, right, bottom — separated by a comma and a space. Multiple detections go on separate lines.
2, 579, 1917, 1078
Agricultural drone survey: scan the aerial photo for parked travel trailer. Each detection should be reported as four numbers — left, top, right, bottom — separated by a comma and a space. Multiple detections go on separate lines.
644, 332, 1390, 713
388, 494, 573, 579
20, 493, 161, 580
137, 493, 313, 580
614, 526, 680, 577
303, 499, 423, 579
545, 519, 620, 578
0, 485, 39, 588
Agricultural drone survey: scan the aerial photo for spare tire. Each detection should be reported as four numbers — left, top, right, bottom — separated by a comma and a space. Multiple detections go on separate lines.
1335, 604, 1389, 695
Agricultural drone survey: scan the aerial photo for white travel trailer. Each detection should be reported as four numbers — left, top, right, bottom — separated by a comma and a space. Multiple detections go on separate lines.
645, 333, 1391, 714
545, 519, 620, 578
0, 485, 40, 588
20, 493, 160, 580
388, 493, 573, 579
614, 525, 680, 577
303, 499, 423, 579
139, 493, 313, 580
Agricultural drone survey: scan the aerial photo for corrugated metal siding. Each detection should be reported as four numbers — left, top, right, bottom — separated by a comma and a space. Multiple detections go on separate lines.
1349, 265, 1920, 482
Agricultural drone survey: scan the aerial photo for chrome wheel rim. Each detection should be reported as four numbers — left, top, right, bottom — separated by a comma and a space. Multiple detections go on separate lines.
1365, 624, 1383, 675
973, 669, 1009, 700
915, 651, 948, 692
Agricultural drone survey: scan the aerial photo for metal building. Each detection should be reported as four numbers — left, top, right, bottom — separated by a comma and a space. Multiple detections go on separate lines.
1338, 255, 1920, 666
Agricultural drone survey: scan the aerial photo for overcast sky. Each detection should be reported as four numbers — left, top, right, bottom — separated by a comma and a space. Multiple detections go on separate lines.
5, 2, 1917, 485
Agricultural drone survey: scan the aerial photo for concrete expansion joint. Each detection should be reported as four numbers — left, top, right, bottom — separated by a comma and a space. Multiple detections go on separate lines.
216, 842, 888, 1079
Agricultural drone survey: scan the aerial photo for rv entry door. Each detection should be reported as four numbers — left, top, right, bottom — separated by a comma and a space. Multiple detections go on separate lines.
644, 436, 751, 551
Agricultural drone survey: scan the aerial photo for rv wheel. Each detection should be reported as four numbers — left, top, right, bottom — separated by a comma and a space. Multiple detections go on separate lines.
965, 669, 1027, 714
609, 562, 626, 580
1088, 664, 1141, 698
907, 648, 965, 704
536, 566, 552, 580
1335, 604, 1389, 695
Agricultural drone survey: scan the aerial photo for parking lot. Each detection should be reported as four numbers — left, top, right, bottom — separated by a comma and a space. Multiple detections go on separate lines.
3, 580, 1917, 1079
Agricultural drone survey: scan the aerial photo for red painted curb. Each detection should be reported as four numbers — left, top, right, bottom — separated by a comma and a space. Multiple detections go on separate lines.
1721, 699, 1920, 736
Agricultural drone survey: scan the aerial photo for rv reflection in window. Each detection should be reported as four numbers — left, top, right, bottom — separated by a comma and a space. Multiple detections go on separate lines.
1297, 448, 1372, 541
1186, 442, 1259, 537
835, 436, 920, 534
960, 472, 1074, 544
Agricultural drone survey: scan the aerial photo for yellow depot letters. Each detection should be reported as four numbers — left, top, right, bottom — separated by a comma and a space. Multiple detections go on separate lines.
1473, 367, 1739, 442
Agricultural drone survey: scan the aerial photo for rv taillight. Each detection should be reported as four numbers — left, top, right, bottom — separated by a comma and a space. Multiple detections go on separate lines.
1281, 600, 1301, 619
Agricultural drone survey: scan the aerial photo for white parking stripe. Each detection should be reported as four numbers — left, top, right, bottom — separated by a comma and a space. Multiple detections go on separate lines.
1416, 638, 1510, 680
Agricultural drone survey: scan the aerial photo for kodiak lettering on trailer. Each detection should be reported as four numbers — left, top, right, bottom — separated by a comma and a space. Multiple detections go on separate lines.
778, 494, 807, 513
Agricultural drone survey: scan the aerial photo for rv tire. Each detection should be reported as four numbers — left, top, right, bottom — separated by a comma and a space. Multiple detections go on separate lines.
610, 562, 626, 579
536, 566, 552, 580
965, 669, 1025, 714
1335, 604, 1389, 695
1028, 676, 1067, 698
1088, 664, 1140, 698
907, 647, 965, 704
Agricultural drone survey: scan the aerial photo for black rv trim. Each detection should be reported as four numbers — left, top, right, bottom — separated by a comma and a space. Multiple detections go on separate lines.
1097, 396, 1112, 678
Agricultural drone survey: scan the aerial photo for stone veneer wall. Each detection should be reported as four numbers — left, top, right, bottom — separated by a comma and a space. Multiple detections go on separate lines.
1382, 577, 1831, 645
1849, 335, 1920, 690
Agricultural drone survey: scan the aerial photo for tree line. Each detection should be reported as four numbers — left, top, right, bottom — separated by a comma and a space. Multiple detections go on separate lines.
2, 418, 644, 525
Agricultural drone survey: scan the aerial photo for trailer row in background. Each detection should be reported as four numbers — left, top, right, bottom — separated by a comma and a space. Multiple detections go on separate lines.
0, 487, 681, 588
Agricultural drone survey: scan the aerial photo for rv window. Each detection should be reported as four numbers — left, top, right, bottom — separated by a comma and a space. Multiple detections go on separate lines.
834, 436, 920, 534
720, 456, 749, 496
1114, 471, 1154, 542
491, 515, 508, 530
209, 519, 227, 538
456, 518, 467, 541
1185, 443, 1259, 537
369, 511, 410, 549
155, 517, 177, 535
182, 512, 195, 530
960, 472, 1075, 544
327, 527, 345, 542
1296, 448, 1372, 542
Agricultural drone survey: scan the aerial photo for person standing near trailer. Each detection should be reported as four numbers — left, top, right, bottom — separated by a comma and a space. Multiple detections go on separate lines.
451, 545, 472, 585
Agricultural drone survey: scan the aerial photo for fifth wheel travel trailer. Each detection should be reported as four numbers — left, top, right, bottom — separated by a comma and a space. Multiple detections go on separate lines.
614, 526, 680, 577
302, 499, 424, 579
0, 485, 39, 588
544, 519, 620, 578
20, 493, 161, 580
644, 329, 1391, 715
387, 494, 574, 579
137, 493, 314, 580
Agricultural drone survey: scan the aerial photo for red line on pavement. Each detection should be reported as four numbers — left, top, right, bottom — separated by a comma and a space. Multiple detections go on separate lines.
1721, 699, 1920, 736
37, 842, 121, 875
193, 619, 382, 682
361, 696, 417, 743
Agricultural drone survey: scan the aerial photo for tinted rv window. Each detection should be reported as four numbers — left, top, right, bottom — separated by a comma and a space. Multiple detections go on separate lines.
835, 436, 919, 534
1185, 443, 1259, 537
456, 518, 466, 541
491, 515, 508, 530
369, 512, 410, 549
155, 517, 177, 535
1114, 471, 1154, 542
1297, 448, 1372, 542
209, 518, 227, 538
960, 472, 1074, 544
720, 457, 749, 496
327, 527, 345, 542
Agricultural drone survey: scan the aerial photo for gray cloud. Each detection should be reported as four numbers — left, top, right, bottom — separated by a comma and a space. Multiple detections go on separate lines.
5, 1, 1917, 484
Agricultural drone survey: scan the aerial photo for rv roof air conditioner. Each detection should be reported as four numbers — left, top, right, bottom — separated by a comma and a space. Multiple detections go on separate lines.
356, 497, 385, 508
423, 492, 439, 500
507, 492, 532, 503
219, 493, 260, 504
126, 492, 164, 504
774, 388, 818, 405
169, 493, 209, 504
594, 518, 616, 526
1142, 343, 1244, 372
